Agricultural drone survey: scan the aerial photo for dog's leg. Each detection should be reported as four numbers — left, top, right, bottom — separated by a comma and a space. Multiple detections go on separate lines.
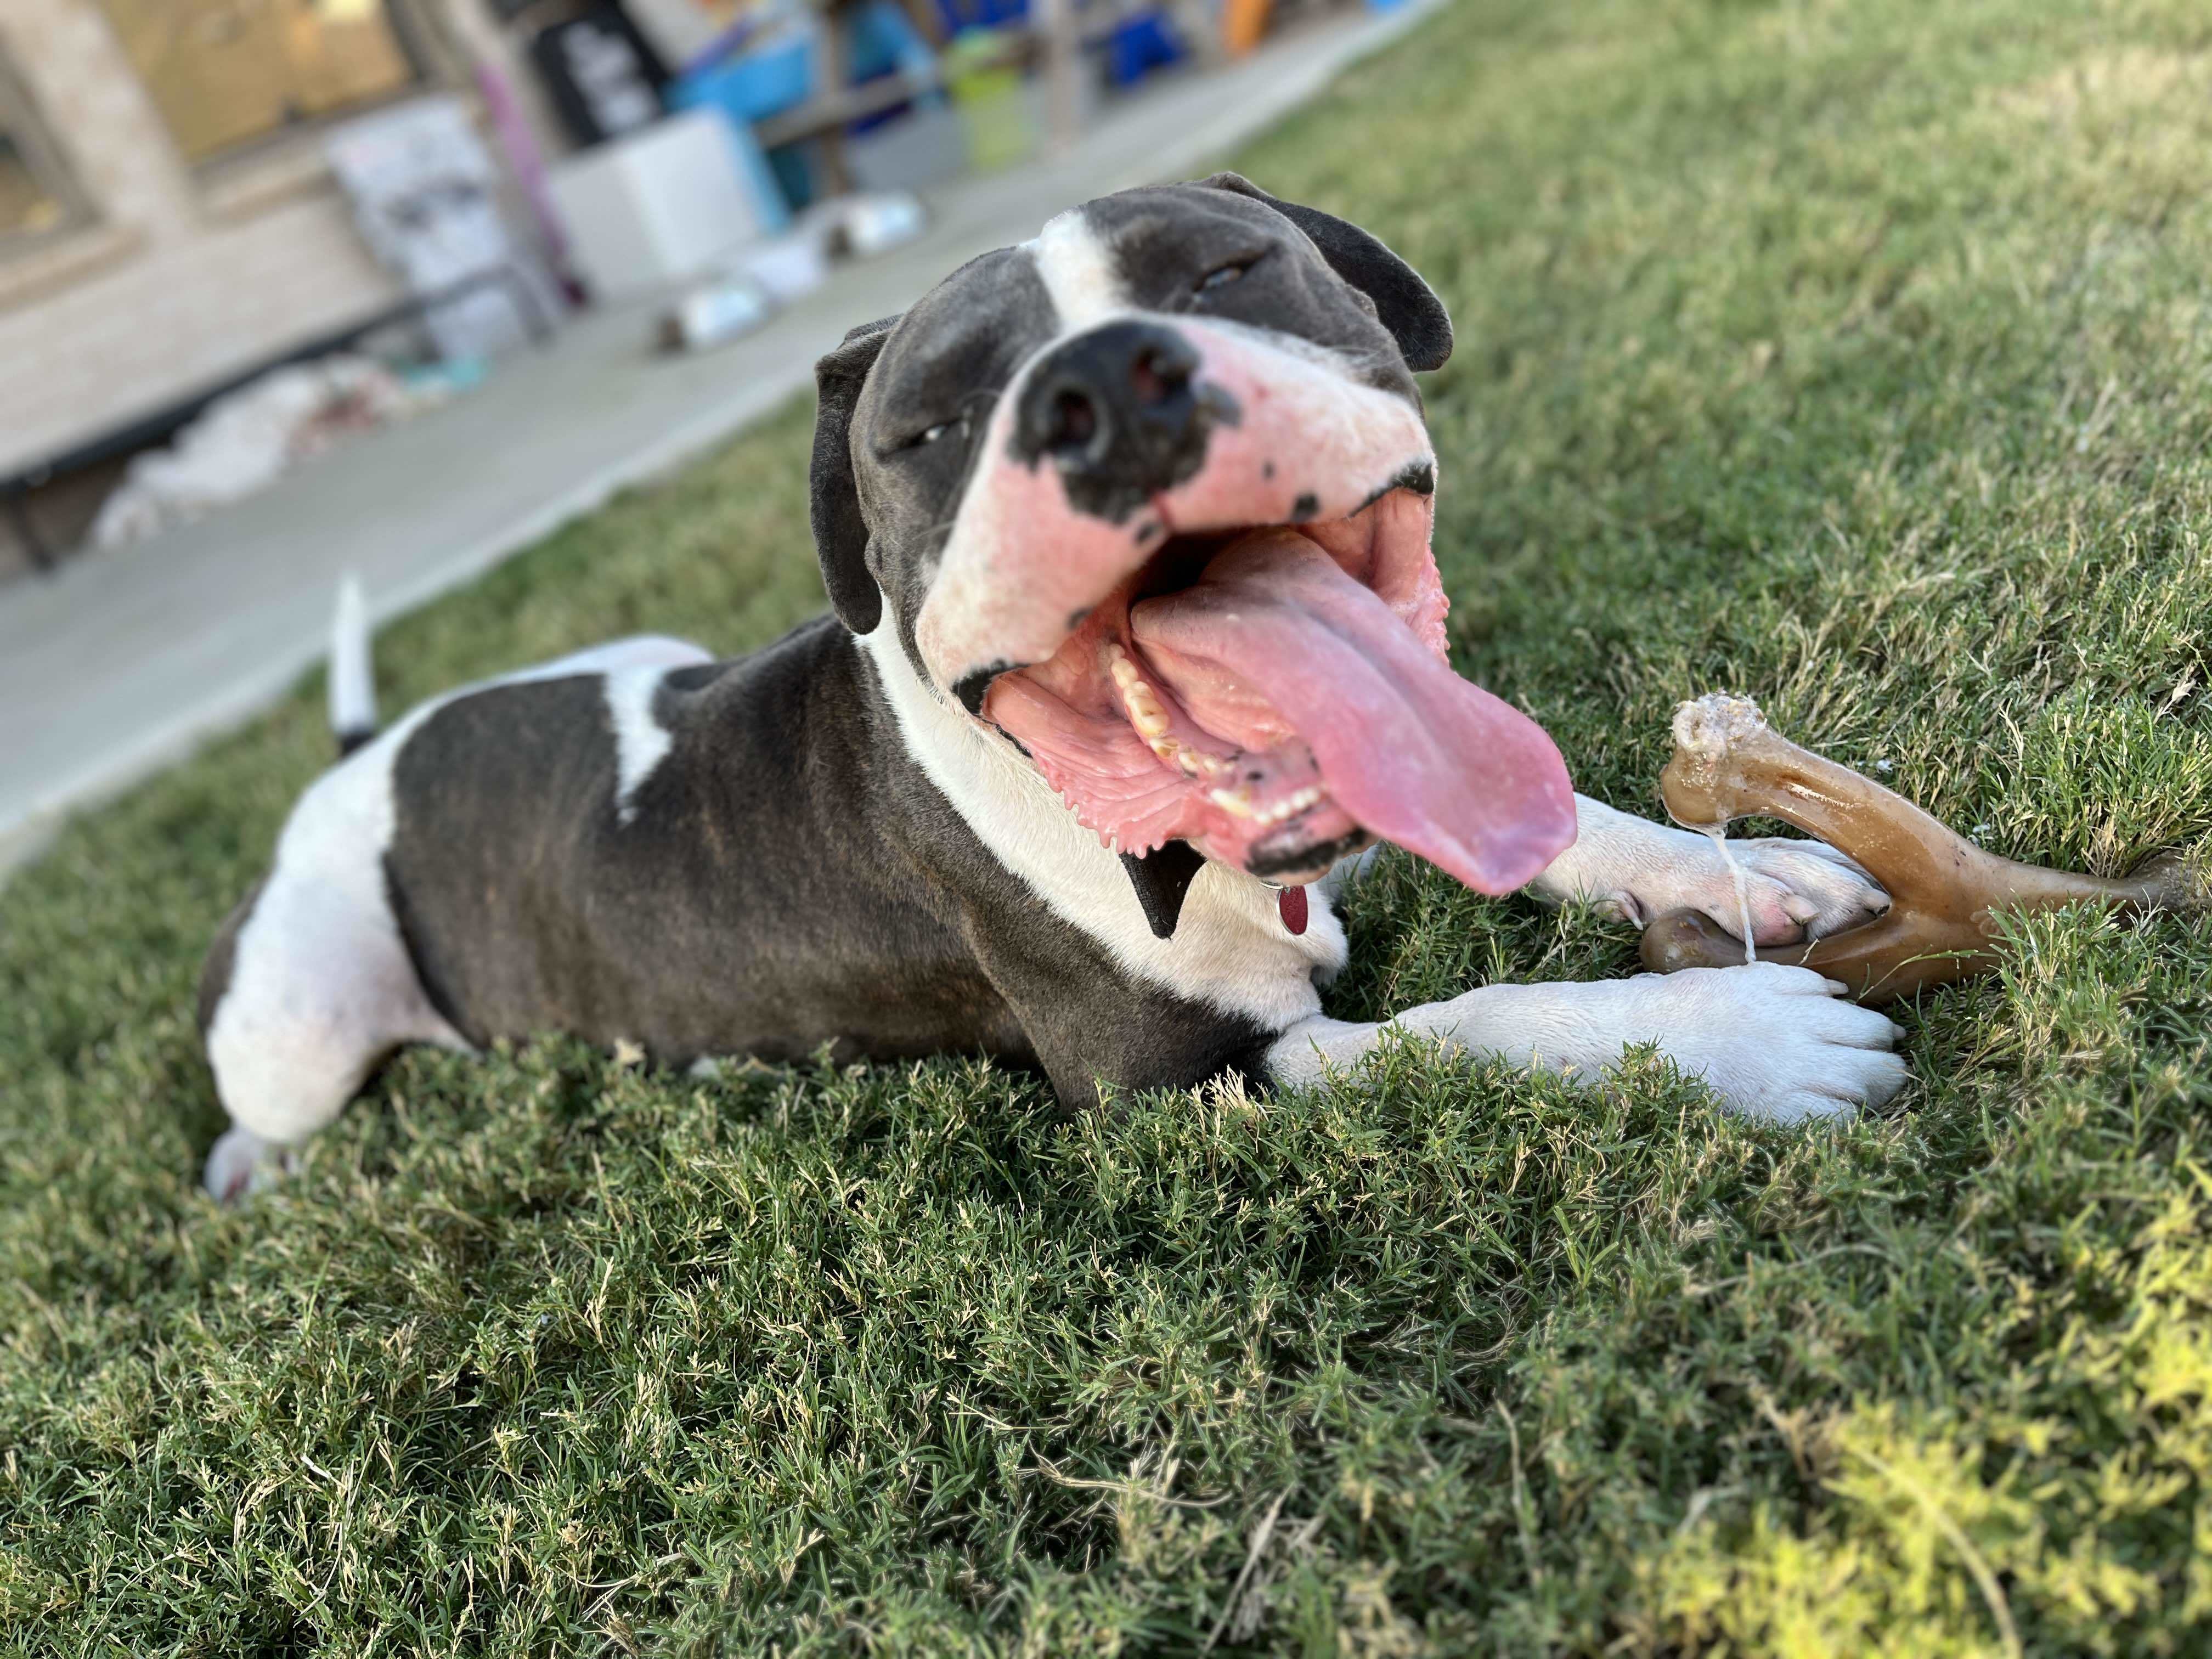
200, 868, 464, 1204
201, 1126, 298, 1204
201, 899, 464, 1201
1530, 794, 1889, 945
1267, 960, 1905, 1122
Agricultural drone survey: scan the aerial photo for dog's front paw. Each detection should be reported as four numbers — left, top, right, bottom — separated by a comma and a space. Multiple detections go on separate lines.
1620, 828, 1888, 946
1596, 963, 1907, 1122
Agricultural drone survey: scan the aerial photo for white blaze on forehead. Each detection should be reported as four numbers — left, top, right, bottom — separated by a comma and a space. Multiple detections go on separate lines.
1029, 207, 1131, 331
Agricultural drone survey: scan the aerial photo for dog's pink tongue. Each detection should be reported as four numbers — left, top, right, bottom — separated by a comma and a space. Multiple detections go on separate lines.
1129, 531, 1576, 894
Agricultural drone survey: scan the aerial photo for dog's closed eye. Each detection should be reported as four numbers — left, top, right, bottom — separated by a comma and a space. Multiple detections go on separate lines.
887, 391, 995, 458
1196, 253, 1262, 292
897, 417, 960, 451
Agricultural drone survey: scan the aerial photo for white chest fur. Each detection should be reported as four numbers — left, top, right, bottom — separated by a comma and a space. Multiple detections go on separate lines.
855, 620, 1342, 1031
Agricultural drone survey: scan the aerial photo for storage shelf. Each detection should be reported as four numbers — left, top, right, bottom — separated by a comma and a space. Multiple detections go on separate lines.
754, 69, 943, 146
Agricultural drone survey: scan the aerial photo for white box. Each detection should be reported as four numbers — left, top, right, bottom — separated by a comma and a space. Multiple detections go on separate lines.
734, 232, 828, 303
548, 110, 769, 302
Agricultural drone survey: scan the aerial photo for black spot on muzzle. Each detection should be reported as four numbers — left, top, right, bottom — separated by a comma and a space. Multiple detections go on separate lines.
1010, 320, 1236, 524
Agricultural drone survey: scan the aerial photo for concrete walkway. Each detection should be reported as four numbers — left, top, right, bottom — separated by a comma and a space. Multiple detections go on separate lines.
0, 0, 1439, 876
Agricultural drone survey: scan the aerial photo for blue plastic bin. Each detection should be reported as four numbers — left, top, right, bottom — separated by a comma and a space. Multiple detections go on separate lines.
935, 0, 1030, 33
1107, 11, 1183, 84
663, 69, 799, 230
673, 37, 814, 122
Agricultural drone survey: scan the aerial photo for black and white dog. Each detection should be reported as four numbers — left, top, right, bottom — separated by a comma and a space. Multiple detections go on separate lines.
198, 174, 1905, 1201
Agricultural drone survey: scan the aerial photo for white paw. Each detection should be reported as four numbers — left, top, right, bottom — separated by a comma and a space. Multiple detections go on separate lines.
1617, 829, 1888, 946
202, 1126, 297, 1204
1596, 962, 1908, 1121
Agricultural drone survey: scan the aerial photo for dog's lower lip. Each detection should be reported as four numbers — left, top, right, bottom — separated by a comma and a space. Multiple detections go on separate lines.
1248, 826, 1369, 881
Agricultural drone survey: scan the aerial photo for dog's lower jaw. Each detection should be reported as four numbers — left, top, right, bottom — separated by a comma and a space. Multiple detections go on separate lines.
1244, 825, 1371, 886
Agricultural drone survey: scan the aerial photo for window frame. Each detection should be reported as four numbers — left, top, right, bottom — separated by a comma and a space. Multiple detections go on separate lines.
0, 43, 95, 259
96, 0, 467, 180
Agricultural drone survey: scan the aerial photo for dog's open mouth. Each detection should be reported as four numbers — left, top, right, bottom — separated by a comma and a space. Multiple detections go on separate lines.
979, 487, 1577, 892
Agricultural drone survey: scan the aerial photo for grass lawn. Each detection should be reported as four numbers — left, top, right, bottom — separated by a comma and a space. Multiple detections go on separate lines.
9, 0, 2212, 1650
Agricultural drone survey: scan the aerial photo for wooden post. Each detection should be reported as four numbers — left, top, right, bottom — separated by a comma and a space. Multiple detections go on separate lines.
1032, 0, 1082, 153
814, 0, 856, 195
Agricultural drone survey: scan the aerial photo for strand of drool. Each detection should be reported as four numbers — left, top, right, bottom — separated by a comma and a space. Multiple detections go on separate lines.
1703, 825, 1758, 963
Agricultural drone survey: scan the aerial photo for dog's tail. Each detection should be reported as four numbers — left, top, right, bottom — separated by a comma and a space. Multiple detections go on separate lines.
329, 573, 379, 758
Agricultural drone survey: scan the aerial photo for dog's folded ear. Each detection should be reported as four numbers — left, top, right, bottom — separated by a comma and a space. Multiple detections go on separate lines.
811, 315, 900, 634
1198, 172, 1452, 374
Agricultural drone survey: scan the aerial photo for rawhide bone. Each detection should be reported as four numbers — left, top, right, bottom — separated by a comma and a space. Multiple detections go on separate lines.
1638, 693, 2205, 1002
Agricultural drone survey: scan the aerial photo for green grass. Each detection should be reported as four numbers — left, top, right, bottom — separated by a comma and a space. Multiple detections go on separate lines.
7, 0, 2212, 1649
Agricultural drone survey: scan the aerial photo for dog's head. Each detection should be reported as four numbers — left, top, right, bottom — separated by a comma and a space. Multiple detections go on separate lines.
812, 174, 1575, 921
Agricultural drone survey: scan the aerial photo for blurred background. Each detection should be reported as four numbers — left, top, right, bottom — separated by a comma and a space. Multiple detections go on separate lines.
0, 0, 1429, 867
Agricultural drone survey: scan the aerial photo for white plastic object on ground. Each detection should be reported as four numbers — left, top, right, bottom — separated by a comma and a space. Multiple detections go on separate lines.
661, 275, 776, 352
89, 356, 428, 551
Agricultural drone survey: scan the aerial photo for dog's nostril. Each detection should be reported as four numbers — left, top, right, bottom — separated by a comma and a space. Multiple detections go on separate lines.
1131, 345, 1192, 405
1013, 324, 1204, 476
1047, 387, 1099, 453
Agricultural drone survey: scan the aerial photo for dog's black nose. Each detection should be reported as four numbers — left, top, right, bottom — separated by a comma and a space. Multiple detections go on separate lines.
1012, 321, 1212, 512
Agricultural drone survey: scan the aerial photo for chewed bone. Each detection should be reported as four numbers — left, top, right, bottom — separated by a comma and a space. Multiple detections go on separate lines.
1639, 694, 2207, 1002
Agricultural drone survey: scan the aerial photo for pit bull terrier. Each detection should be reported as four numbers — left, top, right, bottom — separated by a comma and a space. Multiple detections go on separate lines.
197, 174, 1904, 1201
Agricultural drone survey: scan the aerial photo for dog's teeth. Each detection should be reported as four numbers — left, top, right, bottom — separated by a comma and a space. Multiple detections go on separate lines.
1108, 645, 1240, 781
1108, 645, 1175, 737
1248, 786, 1325, 826
1207, 782, 1329, 822
1122, 682, 1170, 738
